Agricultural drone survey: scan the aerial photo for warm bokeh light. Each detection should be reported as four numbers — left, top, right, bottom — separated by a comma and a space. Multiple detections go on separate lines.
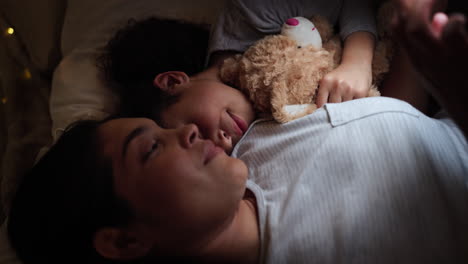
23, 68, 32, 80
6, 27, 14, 35
1, 97, 7, 104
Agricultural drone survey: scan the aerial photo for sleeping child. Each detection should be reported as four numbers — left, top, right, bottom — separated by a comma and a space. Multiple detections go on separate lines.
99, 0, 382, 154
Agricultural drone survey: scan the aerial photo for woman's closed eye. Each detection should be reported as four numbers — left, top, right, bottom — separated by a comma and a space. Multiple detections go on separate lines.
143, 139, 159, 162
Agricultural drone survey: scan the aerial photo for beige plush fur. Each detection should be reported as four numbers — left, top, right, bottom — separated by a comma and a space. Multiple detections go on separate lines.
221, 11, 394, 123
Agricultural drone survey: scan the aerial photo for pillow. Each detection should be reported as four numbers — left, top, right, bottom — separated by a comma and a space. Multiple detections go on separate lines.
62, 0, 226, 55
50, 0, 227, 137
50, 50, 118, 141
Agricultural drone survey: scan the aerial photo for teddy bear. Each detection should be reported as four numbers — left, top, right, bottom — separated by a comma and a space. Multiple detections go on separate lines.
220, 10, 393, 123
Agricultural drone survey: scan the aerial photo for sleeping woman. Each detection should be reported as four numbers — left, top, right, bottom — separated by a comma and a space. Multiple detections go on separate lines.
7, 90, 468, 263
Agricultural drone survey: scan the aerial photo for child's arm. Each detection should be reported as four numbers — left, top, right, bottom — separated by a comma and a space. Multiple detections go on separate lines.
316, 31, 375, 108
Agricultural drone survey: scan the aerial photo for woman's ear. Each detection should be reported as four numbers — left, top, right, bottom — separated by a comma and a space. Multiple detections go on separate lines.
93, 227, 153, 261
153, 71, 190, 94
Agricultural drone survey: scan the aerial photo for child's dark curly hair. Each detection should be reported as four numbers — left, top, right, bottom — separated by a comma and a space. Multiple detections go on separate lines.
98, 17, 209, 120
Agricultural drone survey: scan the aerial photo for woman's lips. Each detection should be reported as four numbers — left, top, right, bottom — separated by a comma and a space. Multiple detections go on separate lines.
204, 140, 223, 165
229, 112, 248, 136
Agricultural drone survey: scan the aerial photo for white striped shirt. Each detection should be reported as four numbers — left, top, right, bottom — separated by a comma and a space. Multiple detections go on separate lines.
232, 97, 468, 264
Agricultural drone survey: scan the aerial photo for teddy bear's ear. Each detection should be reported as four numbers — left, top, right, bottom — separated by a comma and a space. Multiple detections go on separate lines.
309, 16, 334, 43
219, 55, 242, 87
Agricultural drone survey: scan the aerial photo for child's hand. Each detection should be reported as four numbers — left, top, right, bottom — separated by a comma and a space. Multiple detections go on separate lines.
315, 31, 375, 108
316, 62, 372, 108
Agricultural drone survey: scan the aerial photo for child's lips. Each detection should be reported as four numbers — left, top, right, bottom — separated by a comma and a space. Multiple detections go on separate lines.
204, 140, 223, 165
229, 112, 248, 136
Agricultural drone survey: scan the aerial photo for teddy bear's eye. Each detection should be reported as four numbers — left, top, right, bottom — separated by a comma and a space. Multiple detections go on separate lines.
297, 46, 302, 49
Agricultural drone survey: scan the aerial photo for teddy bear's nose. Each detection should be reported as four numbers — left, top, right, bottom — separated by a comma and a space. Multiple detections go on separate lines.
286, 18, 299, 26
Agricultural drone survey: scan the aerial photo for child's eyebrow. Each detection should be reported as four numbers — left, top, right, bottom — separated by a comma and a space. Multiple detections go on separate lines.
122, 126, 148, 159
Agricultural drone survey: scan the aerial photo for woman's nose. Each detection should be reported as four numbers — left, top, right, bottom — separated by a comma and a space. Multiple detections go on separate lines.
179, 124, 201, 148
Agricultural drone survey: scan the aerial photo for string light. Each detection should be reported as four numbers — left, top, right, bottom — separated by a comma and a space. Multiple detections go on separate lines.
23, 68, 32, 80
6, 27, 14, 35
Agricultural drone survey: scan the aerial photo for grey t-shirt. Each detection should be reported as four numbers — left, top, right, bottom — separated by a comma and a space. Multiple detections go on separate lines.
232, 97, 468, 263
208, 0, 377, 60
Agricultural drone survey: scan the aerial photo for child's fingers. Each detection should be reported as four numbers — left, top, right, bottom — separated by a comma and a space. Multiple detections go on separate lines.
342, 91, 354, 102
315, 86, 329, 108
328, 89, 342, 103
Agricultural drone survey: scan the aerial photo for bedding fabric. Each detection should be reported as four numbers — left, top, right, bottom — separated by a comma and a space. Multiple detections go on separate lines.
233, 97, 468, 263
208, 0, 377, 62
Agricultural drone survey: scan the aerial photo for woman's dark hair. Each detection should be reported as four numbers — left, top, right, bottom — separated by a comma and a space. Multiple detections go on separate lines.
98, 17, 210, 121
7, 119, 136, 264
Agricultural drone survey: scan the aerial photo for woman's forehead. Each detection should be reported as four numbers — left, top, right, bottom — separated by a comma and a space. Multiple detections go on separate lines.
97, 118, 155, 154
